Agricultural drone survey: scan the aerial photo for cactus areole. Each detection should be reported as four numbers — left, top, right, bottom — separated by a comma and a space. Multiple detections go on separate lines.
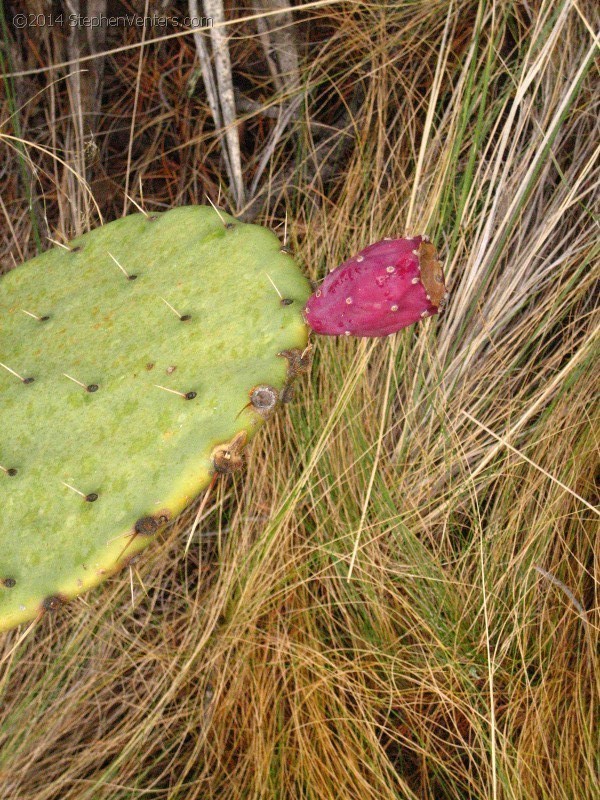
304, 236, 447, 337
0, 208, 445, 631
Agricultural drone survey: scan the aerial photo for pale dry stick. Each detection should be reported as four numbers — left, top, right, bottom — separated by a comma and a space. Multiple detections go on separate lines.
249, 0, 301, 198
64, 4, 87, 223
190, 0, 245, 209
462, 410, 599, 517
252, 8, 286, 90
204, 0, 245, 208
123, 0, 150, 216
347, 338, 396, 580
189, 4, 233, 190
251, 0, 300, 96
234, 88, 285, 118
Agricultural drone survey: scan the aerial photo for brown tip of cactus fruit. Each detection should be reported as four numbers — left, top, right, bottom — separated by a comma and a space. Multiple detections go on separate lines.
418, 241, 447, 308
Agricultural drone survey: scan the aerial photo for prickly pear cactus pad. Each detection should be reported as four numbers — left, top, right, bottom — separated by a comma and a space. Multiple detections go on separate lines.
0, 206, 310, 631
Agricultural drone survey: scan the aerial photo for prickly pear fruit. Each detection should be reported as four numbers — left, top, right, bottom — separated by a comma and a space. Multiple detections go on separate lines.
304, 236, 447, 337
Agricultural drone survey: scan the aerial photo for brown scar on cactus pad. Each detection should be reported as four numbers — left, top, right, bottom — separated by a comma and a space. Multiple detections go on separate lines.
278, 346, 314, 380
133, 513, 171, 537
0, 205, 310, 631
211, 431, 249, 474
41, 594, 67, 613
114, 511, 172, 563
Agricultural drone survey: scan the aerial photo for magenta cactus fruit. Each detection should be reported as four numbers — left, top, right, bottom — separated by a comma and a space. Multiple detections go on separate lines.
304, 236, 447, 337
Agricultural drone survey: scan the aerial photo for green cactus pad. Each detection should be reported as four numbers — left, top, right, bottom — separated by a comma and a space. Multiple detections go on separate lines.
0, 206, 310, 631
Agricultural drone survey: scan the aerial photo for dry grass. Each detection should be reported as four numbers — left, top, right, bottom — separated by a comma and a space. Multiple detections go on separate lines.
0, 1, 598, 798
